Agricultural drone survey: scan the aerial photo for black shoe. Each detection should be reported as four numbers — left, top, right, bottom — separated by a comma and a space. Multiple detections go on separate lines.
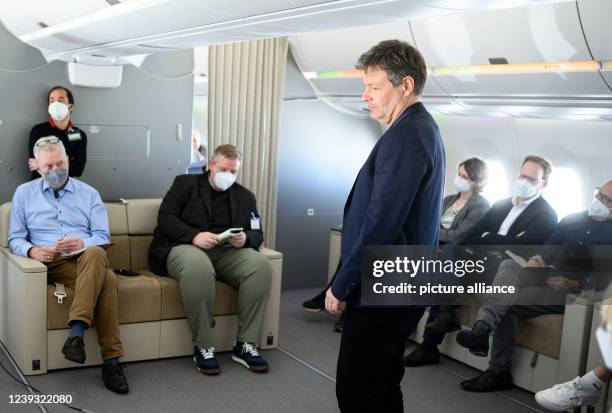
333, 314, 344, 333
102, 363, 130, 394
62, 336, 85, 364
460, 369, 513, 392
302, 292, 325, 312
456, 320, 491, 357
403, 343, 440, 367
425, 306, 461, 335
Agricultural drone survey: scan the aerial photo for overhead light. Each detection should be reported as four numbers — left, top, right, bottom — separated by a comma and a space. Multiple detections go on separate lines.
304, 68, 434, 79
433, 61, 600, 75
19, 0, 172, 43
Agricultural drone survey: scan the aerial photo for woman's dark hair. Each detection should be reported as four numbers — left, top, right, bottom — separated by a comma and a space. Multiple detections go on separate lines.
459, 157, 489, 192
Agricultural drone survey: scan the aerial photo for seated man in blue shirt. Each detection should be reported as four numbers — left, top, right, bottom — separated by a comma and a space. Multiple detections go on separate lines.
456, 180, 612, 392
8, 136, 129, 394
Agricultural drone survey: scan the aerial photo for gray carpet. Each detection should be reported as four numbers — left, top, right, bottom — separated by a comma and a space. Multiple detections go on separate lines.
0, 288, 553, 413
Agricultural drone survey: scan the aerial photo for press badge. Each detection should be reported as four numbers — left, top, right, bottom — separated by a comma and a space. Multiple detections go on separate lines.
250, 212, 261, 230
67, 132, 82, 142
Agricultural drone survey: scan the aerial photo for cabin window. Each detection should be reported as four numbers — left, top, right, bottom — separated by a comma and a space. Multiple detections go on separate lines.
543, 167, 583, 220
481, 160, 509, 205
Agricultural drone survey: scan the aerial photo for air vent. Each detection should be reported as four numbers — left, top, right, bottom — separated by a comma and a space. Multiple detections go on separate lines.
37, 22, 48, 28
105, 0, 121, 5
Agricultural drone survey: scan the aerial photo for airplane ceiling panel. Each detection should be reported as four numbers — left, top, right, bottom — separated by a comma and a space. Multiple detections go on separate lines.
1, 0, 565, 63
289, 21, 414, 73
432, 71, 611, 98
410, 2, 591, 67
576, 0, 612, 61
423, 0, 571, 10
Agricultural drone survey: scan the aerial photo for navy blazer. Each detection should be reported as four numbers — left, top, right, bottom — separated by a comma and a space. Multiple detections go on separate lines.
464, 196, 558, 246
331, 102, 446, 304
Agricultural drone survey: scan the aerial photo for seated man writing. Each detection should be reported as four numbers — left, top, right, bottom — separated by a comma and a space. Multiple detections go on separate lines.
149, 144, 272, 375
455, 180, 612, 392
8, 136, 128, 394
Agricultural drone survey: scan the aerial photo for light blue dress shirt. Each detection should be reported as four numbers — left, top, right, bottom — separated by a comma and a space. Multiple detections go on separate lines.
8, 178, 110, 257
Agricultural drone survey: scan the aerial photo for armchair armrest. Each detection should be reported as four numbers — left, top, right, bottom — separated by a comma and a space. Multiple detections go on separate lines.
5, 250, 47, 273
0, 248, 48, 375
259, 246, 282, 260
556, 294, 595, 382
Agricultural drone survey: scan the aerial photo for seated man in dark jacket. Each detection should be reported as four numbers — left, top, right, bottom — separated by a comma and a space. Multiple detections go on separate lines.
456, 179, 612, 392
423, 155, 558, 338
149, 144, 272, 375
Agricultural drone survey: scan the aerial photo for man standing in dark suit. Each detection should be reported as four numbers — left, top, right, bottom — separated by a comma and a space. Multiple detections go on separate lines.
325, 40, 446, 413
149, 144, 272, 375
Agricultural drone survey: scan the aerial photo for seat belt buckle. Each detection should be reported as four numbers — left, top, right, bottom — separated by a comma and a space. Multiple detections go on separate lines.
54, 283, 67, 304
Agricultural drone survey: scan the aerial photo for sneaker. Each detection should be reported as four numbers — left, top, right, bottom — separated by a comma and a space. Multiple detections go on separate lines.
456, 320, 491, 357
535, 377, 601, 411
425, 306, 461, 335
232, 342, 269, 372
102, 363, 129, 394
193, 346, 220, 375
403, 343, 440, 367
460, 369, 513, 392
302, 292, 325, 312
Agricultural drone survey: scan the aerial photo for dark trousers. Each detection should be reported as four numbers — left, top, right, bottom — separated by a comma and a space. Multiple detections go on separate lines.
336, 306, 425, 413
489, 304, 564, 371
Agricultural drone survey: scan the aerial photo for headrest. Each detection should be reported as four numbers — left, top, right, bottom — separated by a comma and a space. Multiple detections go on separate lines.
124, 199, 162, 234
0, 203, 12, 248
104, 203, 128, 235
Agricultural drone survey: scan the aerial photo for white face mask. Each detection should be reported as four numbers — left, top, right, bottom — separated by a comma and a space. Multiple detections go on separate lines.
213, 169, 237, 191
454, 176, 472, 193
595, 327, 612, 370
588, 197, 611, 219
48, 101, 69, 121
515, 179, 538, 199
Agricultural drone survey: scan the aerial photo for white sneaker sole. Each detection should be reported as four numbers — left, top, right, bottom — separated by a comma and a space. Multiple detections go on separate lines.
231, 355, 268, 372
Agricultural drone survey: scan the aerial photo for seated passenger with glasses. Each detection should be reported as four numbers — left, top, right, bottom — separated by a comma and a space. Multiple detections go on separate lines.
456, 180, 612, 393
8, 137, 128, 394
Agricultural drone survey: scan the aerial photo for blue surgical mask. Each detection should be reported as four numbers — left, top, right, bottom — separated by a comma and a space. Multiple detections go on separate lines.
515, 178, 538, 199
45, 168, 68, 188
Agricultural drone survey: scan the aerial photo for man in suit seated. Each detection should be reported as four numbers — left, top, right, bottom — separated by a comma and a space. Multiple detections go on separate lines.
9, 137, 128, 394
149, 144, 272, 375
425, 155, 558, 335
456, 180, 612, 392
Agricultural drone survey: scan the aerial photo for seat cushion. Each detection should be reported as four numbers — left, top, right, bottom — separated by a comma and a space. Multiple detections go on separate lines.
515, 314, 564, 359
130, 235, 153, 272
140, 271, 239, 320
47, 271, 162, 330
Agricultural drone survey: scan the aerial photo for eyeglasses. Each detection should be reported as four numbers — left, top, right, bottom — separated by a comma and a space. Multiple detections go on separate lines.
34, 137, 61, 151
594, 188, 612, 206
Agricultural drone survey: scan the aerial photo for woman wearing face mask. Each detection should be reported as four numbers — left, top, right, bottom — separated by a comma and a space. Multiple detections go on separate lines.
439, 157, 491, 244
403, 158, 490, 367
27, 86, 88, 181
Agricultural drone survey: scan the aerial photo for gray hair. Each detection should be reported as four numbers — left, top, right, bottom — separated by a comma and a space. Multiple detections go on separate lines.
33, 136, 67, 160
356, 39, 428, 96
